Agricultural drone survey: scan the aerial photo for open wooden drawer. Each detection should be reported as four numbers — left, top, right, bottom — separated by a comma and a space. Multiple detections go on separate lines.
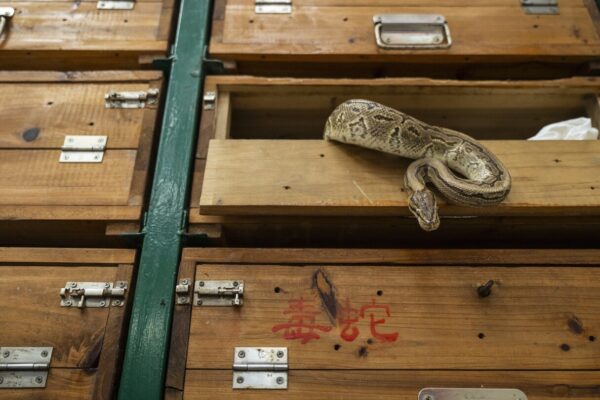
0, 71, 163, 246
167, 248, 600, 399
0, 0, 175, 69
210, 0, 600, 78
190, 76, 600, 247
0, 247, 135, 399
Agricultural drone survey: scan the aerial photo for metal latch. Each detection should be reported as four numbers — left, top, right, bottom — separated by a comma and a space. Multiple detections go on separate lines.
0, 7, 14, 37
233, 347, 288, 390
194, 280, 244, 306
59, 135, 107, 163
521, 0, 558, 14
175, 278, 192, 305
60, 281, 127, 308
97, 0, 135, 10
373, 14, 451, 49
418, 388, 528, 400
255, 0, 292, 14
0, 347, 53, 389
203, 92, 217, 110
105, 89, 159, 109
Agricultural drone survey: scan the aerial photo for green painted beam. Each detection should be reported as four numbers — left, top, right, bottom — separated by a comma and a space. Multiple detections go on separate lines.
117, 0, 212, 398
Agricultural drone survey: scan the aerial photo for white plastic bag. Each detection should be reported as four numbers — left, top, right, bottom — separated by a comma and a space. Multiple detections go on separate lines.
528, 117, 598, 140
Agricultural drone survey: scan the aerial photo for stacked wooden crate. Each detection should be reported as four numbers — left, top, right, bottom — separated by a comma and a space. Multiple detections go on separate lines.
172, 1, 600, 399
0, 0, 173, 397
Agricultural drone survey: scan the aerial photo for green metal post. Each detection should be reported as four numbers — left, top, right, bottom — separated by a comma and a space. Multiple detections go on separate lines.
117, 0, 211, 398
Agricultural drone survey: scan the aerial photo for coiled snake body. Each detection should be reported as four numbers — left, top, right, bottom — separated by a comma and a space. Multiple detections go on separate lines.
324, 100, 511, 231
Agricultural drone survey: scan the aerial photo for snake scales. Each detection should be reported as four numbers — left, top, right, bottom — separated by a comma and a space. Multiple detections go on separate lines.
324, 99, 511, 231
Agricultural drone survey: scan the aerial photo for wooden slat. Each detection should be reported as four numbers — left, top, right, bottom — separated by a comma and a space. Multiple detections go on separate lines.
0, 247, 135, 264
230, 0, 586, 5
185, 370, 600, 400
187, 264, 600, 370
0, 82, 151, 149
0, 266, 118, 368
182, 248, 600, 265
212, 5, 600, 60
1, 369, 95, 400
0, 70, 162, 83
199, 140, 600, 217
0, 150, 137, 206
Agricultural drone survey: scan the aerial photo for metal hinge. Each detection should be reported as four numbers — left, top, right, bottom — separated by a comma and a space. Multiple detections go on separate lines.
193, 280, 244, 307
233, 347, 288, 390
418, 388, 528, 400
0, 7, 14, 37
521, 0, 558, 14
175, 278, 192, 305
0, 347, 53, 389
97, 0, 135, 10
373, 14, 451, 49
255, 0, 292, 14
59, 135, 107, 163
60, 281, 128, 308
203, 92, 217, 110
105, 89, 159, 109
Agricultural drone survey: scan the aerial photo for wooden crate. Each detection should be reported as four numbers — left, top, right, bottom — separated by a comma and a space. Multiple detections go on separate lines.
167, 247, 600, 399
0, 247, 135, 400
0, 0, 174, 69
189, 75, 600, 247
210, 0, 600, 78
0, 71, 162, 246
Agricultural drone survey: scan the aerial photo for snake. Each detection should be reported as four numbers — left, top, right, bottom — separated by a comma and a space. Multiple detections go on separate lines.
323, 99, 511, 231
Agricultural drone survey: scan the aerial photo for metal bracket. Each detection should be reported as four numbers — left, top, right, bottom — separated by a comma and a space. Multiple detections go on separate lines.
60, 281, 128, 308
97, 0, 135, 10
0, 347, 53, 389
105, 89, 159, 109
521, 0, 558, 14
255, 0, 292, 14
175, 279, 192, 305
59, 135, 107, 163
0, 7, 14, 37
373, 14, 451, 49
233, 347, 288, 390
418, 388, 528, 400
203, 92, 217, 110
193, 280, 244, 306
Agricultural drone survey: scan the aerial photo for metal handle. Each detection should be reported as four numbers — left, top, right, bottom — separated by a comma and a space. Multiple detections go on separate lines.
0, 7, 14, 38
373, 14, 451, 49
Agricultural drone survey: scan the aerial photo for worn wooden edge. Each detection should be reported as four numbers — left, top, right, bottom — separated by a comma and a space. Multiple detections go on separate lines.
165, 387, 184, 400
166, 259, 197, 391
203, 75, 600, 90
0, 70, 163, 83
0, 206, 143, 221
180, 248, 600, 265
0, 248, 136, 264
93, 264, 135, 400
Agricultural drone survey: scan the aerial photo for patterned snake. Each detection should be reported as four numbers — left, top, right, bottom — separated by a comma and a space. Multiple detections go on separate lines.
324, 99, 511, 231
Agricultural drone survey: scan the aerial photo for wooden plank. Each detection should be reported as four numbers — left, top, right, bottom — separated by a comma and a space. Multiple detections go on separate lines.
230, 0, 585, 5
0, 3, 168, 52
212, 6, 600, 60
0, 71, 162, 83
0, 266, 118, 368
184, 370, 600, 400
0, 82, 152, 149
0, 247, 135, 264
199, 140, 600, 217
1, 369, 95, 400
0, 150, 136, 206
0, 205, 142, 221
182, 248, 600, 265
187, 264, 600, 370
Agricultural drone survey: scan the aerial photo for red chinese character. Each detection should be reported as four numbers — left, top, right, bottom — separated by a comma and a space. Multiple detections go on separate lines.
338, 297, 360, 342
272, 297, 333, 344
359, 299, 399, 343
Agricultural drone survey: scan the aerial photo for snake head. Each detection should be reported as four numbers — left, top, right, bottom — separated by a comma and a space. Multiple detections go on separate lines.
408, 189, 440, 232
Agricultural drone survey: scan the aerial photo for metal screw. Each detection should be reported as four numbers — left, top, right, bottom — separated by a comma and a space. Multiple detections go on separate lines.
196, 299, 203, 305
238, 350, 246, 358
94, 155, 100, 160
477, 280, 495, 298
68, 138, 74, 143
64, 155, 70, 160
233, 281, 239, 287
113, 300, 121, 306
424, 396, 434, 400
104, 283, 111, 288
65, 300, 73, 306
41, 350, 48, 358
199, 281, 205, 287
236, 376, 244, 384
181, 279, 189, 285
2, 350, 10, 358
276, 350, 285, 358
119, 282, 126, 288
70, 282, 77, 288
35, 376, 43, 384
99, 301, 106, 307
276, 377, 285, 385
